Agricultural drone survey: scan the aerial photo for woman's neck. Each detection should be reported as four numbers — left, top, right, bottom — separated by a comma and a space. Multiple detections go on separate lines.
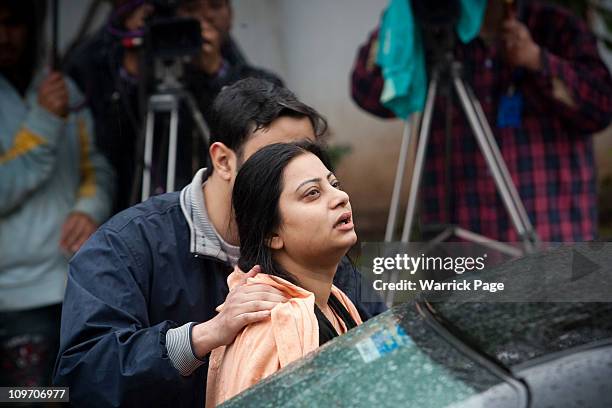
276, 255, 339, 308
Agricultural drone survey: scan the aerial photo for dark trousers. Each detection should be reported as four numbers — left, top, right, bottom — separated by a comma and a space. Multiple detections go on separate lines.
0, 303, 62, 387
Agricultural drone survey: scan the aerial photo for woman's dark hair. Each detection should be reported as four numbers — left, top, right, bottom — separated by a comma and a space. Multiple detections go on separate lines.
232, 141, 332, 285
208, 78, 328, 160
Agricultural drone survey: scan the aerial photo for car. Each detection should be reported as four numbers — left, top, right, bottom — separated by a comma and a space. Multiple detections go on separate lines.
222, 243, 612, 407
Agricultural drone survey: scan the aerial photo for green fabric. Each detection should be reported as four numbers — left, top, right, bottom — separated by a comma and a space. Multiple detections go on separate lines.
458, 0, 488, 42
377, 0, 487, 119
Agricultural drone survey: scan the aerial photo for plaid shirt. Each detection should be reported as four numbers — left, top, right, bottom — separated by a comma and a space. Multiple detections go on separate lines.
351, 2, 612, 242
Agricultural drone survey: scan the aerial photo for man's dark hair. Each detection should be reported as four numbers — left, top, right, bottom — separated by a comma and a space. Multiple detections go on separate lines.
232, 141, 332, 285
208, 78, 328, 161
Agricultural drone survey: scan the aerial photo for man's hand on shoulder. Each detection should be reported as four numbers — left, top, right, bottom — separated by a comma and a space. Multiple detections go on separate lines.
191, 265, 287, 359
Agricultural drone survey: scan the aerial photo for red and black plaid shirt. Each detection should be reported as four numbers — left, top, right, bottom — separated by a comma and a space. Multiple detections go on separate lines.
351, 2, 612, 242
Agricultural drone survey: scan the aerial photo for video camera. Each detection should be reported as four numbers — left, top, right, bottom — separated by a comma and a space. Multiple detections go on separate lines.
411, 0, 461, 66
144, 0, 203, 89
412, 0, 460, 31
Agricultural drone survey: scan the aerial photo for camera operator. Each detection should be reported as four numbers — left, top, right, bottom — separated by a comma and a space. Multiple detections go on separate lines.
176, 0, 283, 105
351, 0, 612, 242
64, 0, 283, 214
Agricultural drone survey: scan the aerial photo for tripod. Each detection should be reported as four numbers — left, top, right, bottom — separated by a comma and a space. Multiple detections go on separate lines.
384, 54, 541, 305
140, 61, 210, 201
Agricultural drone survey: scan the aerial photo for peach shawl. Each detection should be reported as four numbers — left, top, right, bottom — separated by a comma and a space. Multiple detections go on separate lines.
205, 271, 362, 407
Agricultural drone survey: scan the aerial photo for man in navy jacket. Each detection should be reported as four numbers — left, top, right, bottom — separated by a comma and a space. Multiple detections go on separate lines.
53, 78, 386, 407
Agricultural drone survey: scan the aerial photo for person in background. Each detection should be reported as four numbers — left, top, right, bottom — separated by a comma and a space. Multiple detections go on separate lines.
64, 0, 283, 214
0, 0, 114, 387
351, 0, 612, 242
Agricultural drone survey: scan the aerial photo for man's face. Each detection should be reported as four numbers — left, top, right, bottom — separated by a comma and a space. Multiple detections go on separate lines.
227, 115, 316, 188
240, 116, 316, 165
178, 0, 232, 39
0, 8, 28, 68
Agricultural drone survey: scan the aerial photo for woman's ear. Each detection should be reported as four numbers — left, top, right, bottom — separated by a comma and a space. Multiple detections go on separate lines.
209, 142, 237, 181
266, 234, 284, 250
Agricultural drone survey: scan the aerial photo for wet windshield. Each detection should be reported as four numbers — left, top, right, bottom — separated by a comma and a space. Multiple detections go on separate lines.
223, 303, 520, 408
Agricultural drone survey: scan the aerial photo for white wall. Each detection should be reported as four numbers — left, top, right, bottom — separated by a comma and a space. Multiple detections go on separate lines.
51, 0, 110, 55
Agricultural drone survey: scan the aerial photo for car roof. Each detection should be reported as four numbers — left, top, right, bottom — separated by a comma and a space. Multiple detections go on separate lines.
425, 243, 612, 368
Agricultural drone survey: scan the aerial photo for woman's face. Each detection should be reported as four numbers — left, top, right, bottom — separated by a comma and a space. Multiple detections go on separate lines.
273, 153, 357, 263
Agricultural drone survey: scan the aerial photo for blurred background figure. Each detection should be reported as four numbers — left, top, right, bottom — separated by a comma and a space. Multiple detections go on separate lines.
351, 0, 612, 242
0, 0, 114, 387
64, 0, 283, 214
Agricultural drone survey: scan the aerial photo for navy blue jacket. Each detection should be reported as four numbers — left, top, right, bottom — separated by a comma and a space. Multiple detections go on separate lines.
53, 190, 385, 407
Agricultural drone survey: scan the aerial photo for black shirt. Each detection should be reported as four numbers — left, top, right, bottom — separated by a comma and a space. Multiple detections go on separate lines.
314, 293, 358, 346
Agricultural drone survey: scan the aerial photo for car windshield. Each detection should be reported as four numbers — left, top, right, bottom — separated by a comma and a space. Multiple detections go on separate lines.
222, 303, 521, 408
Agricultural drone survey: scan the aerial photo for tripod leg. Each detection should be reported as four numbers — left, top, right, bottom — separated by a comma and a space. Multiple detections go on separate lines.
385, 114, 418, 242
141, 108, 155, 201
166, 104, 179, 192
400, 77, 438, 243
469, 90, 540, 245
386, 77, 438, 306
184, 93, 211, 146
183, 92, 212, 171
453, 77, 538, 251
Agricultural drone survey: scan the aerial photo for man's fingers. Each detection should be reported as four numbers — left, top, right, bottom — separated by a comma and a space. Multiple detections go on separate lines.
69, 218, 97, 253
41, 72, 62, 87
48, 71, 62, 80
235, 300, 279, 314
59, 216, 78, 248
235, 310, 271, 326
71, 237, 87, 253
230, 264, 260, 288
240, 283, 285, 296
63, 218, 87, 250
70, 230, 92, 253
44, 78, 66, 91
41, 78, 67, 95
237, 291, 288, 304
245, 265, 261, 279
42, 86, 68, 101
49, 98, 68, 112
40, 87, 68, 106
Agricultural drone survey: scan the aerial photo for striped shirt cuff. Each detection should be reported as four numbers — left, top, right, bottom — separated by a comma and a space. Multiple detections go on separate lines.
166, 322, 205, 376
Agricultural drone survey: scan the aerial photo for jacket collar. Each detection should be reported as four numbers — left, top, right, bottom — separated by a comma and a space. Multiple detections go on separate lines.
180, 168, 240, 264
